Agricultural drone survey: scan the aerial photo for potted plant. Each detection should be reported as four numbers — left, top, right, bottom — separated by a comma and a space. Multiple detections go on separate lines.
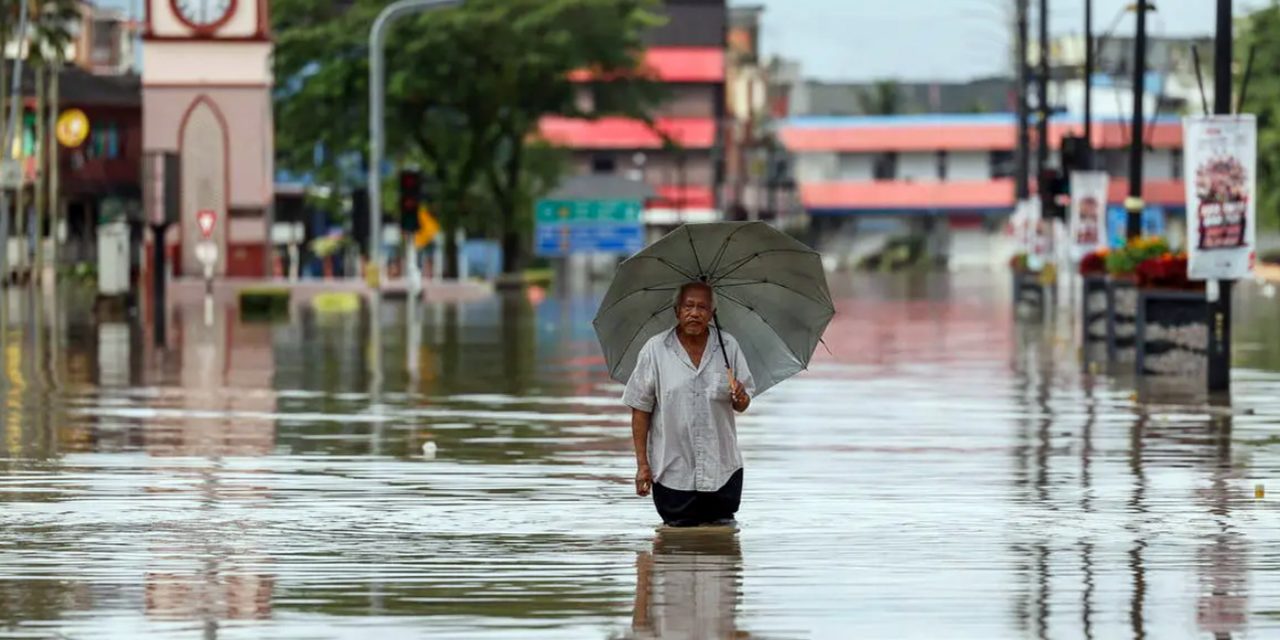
1133, 250, 1209, 380
1009, 252, 1030, 273
1079, 248, 1111, 350
1102, 236, 1167, 363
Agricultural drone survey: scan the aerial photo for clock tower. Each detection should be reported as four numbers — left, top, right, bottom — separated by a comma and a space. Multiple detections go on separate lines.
142, 0, 274, 277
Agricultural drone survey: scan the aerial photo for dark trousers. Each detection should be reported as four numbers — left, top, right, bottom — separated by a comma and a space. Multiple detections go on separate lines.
652, 468, 743, 527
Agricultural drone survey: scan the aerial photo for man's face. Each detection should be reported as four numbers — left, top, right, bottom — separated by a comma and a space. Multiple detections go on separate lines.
676, 286, 713, 337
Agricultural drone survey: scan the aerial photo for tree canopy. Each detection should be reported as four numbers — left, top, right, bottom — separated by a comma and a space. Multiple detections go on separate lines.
273, 0, 665, 275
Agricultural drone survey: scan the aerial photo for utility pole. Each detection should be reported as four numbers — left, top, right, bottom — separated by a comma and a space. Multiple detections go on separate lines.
1083, 0, 1093, 167
1036, 0, 1050, 191
1208, 0, 1233, 394
1015, 0, 1031, 201
1125, 1, 1148, 239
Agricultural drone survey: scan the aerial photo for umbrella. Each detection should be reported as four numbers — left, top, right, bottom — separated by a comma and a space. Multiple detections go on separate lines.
593, 221, 834, 395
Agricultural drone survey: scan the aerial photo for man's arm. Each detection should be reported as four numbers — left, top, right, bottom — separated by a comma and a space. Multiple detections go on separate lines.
632, 408, 653, 496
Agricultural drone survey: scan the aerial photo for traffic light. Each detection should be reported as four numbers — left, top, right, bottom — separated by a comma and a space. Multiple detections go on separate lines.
399, 169, 421, 233
1060, 134, 1091, 173
1040, 168, 1068, 220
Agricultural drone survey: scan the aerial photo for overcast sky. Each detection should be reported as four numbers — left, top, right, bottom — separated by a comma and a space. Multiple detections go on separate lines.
738, 0, 1272, 82
98, 0, 1270, 83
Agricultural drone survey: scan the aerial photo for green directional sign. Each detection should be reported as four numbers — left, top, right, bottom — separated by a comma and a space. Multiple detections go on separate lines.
535, 199, 643, 225
534, 198, 645, 257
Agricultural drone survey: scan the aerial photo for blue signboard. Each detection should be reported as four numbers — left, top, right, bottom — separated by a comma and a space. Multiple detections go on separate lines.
534, 198, 644, 257
1106, 204, 1167, 248
534, 223, 644, 256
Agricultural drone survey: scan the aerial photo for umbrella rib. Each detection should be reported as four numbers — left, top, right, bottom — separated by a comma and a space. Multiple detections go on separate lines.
610, 303, 676, 380
711, 248, 818, 284
594, 282, 685, 318
717, 289, 811, 368
706, 223, 752, 276
685, 227, 705, 278
716, 279, 835, 310
629, 255, 697, 281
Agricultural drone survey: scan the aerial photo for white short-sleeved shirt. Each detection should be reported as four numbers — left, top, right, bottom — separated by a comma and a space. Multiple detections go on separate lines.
622, 327, 755, 492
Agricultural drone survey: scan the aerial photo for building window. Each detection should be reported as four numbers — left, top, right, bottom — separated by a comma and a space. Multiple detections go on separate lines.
872, 152, 897, 181
591, 154, 616, 175
936, 150, 948, 181
1170, 149, 1183, 179
989, 151, 1015, 179
89, 122, 121, 160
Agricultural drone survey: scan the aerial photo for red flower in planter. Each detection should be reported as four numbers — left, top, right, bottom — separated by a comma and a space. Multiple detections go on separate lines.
1136, 252, 1197, 290
1079, 249, 1108, 275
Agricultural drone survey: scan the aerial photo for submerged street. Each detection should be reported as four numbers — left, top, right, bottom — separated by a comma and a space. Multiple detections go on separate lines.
1, 273, 1279, 638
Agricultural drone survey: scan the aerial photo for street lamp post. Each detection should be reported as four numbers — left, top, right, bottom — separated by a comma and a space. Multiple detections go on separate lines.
1208, 0, 1233, 393
367, 0, 461, 288
1125, 1, 1148, 239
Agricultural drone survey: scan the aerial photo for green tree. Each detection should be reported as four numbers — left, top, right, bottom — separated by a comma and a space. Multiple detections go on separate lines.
1239, 3, 1280, 230
273, 0, 663, 276
30, 0, 78, 278
858, 79, 905, 116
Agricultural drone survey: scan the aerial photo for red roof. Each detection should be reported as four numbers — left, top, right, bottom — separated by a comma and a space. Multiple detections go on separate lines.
800, 178, 1186, 210
782, 121, 1183, 153
653, 185, 715, 209
802, 180, 1016, 210
568, 47, 724, 84
539, 116, 716, 149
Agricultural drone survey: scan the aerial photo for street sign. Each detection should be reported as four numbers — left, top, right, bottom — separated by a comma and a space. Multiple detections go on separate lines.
196, 209, 217, 239
414, 205, 440, 248
534, 198, 644, 257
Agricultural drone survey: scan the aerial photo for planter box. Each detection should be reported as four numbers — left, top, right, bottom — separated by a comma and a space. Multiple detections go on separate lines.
1135, 288, 1209, 381
1106, 277, 1139, 363
1013, 272, 1048, 320
1081, 274, 1109, 367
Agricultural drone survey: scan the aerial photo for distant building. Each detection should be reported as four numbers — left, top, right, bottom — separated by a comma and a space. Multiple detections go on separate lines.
791, 78, 1015, 117
539, 0, 726, 231
1032, 34, 1216, 118
780, 113, 1186, 266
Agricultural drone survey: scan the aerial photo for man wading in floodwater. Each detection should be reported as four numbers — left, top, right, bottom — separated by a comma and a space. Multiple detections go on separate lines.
623, 281, 754, 527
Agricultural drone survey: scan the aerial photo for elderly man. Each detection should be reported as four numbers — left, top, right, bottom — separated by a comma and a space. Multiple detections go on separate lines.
623, 281, 754, 527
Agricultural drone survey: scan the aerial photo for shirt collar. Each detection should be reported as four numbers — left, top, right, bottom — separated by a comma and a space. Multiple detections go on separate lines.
663, 326, 722, 372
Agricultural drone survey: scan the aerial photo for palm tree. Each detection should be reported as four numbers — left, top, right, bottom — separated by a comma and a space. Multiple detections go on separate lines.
30, 0, 77, 282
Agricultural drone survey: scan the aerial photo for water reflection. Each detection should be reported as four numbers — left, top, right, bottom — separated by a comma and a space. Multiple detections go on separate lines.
623, 530, 746, 640
2, 274, 1280, 638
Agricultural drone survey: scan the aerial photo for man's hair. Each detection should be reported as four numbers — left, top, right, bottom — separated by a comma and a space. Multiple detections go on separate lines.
673, 281, 715, 312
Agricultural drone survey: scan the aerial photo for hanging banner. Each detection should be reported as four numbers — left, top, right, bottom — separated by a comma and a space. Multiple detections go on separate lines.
1021, 199, 1051, 272
1184, 115, 1257, 280
1068, 171, 1109, 260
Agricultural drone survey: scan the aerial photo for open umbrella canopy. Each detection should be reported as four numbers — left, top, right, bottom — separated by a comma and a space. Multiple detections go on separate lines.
593, 222, 834, 395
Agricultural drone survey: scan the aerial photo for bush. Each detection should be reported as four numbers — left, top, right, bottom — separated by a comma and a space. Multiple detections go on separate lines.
240, 287, 290, 321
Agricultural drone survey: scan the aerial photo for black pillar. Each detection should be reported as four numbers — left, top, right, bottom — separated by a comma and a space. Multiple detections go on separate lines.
1083, 0, 1094, 167
1015, 0, 1031, 200
1126, 2, 1148, 239
151, 222, 169, 346
1036, 0, 1050, 193
1208, 0, 1233, 394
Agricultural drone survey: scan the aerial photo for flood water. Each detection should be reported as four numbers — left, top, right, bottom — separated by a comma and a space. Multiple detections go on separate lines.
3, 273, 1280, 639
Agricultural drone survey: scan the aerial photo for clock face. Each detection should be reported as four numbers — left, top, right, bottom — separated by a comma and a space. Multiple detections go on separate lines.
173, 0, 234, 29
